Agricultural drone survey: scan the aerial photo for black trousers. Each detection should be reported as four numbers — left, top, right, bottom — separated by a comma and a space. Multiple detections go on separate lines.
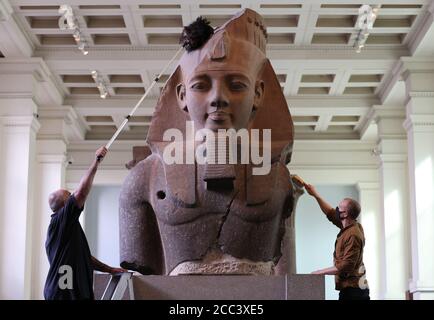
339, 287, 370, 300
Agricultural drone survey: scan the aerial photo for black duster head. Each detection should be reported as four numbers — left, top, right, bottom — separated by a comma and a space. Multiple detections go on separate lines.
179, 17, 214, 52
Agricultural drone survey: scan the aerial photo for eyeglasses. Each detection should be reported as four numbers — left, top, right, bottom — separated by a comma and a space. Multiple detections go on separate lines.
335, 207, 347, 214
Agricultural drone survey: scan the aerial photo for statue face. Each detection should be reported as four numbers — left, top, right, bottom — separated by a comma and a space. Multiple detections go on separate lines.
178, 69, 264, 132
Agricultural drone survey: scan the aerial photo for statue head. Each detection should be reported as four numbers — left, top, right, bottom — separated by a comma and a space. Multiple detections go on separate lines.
176, 10, 267, 132
147, 8, 293, 165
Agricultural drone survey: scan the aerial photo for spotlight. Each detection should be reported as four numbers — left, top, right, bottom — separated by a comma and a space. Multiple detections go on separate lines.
58, 5, 89, 56
353, 5, 379, 53
91, 70, 109, 99
58, 5, 77, 30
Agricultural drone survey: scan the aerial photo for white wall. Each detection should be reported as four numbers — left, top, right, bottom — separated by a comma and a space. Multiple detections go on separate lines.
295, 185, 359, 300
84, 186, 122, 268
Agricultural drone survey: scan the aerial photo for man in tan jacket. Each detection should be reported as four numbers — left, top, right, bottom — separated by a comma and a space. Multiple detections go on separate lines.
305, 184, 370, 300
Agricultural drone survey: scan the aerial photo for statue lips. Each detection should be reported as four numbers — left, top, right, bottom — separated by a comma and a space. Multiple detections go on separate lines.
208, 111, 231, 122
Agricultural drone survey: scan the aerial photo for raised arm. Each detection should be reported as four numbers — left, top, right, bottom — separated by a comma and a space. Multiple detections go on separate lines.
73, 146, 107, 208
305, 184, 333, 215
305, 183, 342, 229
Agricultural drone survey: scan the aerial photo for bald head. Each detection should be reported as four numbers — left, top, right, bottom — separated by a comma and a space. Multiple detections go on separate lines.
48, 189, 71, 212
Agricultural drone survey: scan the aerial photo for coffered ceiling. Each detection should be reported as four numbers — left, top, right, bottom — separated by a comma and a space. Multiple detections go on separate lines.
1, 0, 434, 141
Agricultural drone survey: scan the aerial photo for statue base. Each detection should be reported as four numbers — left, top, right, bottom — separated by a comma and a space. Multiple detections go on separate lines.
94, 274, 325, 300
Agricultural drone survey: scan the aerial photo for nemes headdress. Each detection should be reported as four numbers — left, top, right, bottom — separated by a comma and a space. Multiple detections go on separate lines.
148, 9, 293, 159
147, 9, 294, 205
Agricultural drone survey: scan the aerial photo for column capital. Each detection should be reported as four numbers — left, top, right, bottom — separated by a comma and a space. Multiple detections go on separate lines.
36, 139, 67, 157
36, 154, 67, 164
356, 181, 380, 192
400, 57, 434, 74
0, 115, 40, 133
403, 114, 434, 133
378, 153, 408, 166
369, 105, 406, 121
37, 106, 86, 142
400, 58, 434, 95
0, 58, 63, 106
366, 105, 407, 140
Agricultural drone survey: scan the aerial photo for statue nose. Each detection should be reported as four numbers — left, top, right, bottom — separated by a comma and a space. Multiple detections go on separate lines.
209, 86, 229, 111
210, 99, 229, 109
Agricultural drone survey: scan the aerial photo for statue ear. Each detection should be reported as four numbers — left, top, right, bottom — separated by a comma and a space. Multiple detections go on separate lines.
253, 80, 264, 111
176, 83, 188, 112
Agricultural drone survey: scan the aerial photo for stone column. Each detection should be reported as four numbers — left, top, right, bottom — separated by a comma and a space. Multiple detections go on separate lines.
31, 141, 66, 299
0, 114, 40, 299
373, 106, 410, 300
357, 182, 383, 300
402, 59, 434, 299
30, 107, 76, 299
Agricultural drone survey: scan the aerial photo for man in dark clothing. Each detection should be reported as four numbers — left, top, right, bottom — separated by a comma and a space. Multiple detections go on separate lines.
305, 184, 370, 301
44, 146, 125, 300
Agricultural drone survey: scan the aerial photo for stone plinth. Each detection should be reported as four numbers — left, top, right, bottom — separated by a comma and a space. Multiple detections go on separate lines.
94, 274, 325, 300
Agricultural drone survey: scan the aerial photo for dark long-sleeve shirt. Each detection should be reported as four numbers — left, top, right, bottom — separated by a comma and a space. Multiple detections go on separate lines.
44, 195, 94, 300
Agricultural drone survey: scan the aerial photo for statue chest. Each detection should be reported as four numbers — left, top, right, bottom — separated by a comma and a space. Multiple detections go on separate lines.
149, 163, 291, 226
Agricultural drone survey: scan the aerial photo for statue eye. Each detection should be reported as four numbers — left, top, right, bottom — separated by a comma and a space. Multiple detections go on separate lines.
230, 81, 248, 91
190, 81, 209, 90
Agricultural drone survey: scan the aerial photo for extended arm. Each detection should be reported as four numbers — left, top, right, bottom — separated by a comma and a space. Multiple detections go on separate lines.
91, 256, 112, 273
73, 147, 107, 208
312, 266, 339, 275
91, 256, 126, 274
304, 184, 333, 216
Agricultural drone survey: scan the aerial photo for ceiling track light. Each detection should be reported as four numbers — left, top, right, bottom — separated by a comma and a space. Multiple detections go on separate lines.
91, 70, 109, 99
58, 5, 88, 55
354, 5, 380, 53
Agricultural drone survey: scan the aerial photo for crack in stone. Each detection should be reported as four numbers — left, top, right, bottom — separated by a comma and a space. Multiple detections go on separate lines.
215, 189, 240, 249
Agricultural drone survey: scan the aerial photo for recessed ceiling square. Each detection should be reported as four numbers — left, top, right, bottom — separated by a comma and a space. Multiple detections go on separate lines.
348, 74, 383, 82
114, 87, 146, 95
260, 4, 302, 8
62, 75, 94, 83
92, 34, 131, 45
39, 35, 75, 45
267, 33, 295, 44
147, 34, 180, 45
343, 87, 375, 94
312, 33, 351, 44
298, 87, 330, 94
264, 15, 299, 27
316, 15, 356, 28
27, 16, 58, 28
70, 87, 100, 95
85, 16, 126, 28
143, 15, 183, 28
110, 75, 142, 83
366, 34, 405, 44
301, 74, 335, 83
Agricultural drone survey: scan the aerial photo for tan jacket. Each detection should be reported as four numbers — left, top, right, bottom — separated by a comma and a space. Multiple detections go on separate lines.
326, 208, 369, 290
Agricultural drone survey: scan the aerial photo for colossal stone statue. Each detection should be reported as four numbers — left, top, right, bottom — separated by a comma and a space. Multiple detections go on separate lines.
119, 9, 296, 275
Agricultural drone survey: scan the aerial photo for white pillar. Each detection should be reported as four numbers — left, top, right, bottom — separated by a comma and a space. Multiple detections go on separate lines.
402, 60, 434, 299
31, 140, 66, 299
29, 107, 79, 299
357, 182, 383, 300
0, 115, 40, 299
373, 106, 410, 300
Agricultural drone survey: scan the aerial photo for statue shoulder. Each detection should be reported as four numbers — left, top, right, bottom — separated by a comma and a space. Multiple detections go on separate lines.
120, 153, 163, 205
